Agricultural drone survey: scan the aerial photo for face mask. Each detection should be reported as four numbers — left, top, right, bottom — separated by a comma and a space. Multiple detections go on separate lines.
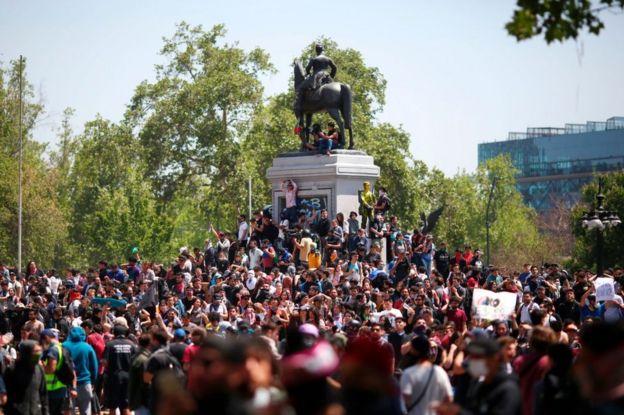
467, 359, 488, 378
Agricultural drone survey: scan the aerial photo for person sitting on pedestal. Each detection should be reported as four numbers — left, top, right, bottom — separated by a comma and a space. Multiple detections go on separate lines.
326, 121, 342, 149
311, 123, 332, 155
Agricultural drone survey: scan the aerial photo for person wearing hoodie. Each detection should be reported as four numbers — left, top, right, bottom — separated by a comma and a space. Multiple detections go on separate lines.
63, 327, 98, 415
4, 340, 48, 415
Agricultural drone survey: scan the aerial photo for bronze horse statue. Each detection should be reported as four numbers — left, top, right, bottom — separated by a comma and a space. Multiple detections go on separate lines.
293, 61, 354, 149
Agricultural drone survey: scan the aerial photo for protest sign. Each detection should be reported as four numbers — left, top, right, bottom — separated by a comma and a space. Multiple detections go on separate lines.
595, 277, 615, 302
471, 288, 518, 321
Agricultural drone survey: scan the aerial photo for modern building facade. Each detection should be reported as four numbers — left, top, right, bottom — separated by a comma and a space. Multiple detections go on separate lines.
478, 117, 624, 211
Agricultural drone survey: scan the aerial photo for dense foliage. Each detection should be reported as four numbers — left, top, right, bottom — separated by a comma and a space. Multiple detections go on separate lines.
506, 0, 624, 43
570, 172, 624, 272
0, 23, 560, 270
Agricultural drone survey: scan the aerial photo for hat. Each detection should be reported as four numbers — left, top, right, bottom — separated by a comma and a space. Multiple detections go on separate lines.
467, 327, 489, 340
41, 329, 59, 339
466, 337, 501, 357
299, 323, 320, 338
173, 328, 187, 339
113, 316, 129, 328
466, 278, 477, 288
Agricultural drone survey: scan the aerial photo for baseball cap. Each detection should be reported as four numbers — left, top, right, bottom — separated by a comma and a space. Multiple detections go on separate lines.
41, 329, 59, 339
466, 337, 501, 357
173, 328, 187, 339
299, 323, 319, 338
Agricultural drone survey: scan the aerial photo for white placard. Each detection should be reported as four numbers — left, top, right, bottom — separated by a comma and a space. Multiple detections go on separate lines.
595, 277, 615, 302
471, 288, 518, 321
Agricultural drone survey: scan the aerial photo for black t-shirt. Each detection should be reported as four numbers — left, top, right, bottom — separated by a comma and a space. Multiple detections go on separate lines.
181, 296, 196, 311
104, 337, 136, 378
204, 247, 217, 268
315, 219, 331, 238
365, 252, 381, 265
393, 257, 410, 283
434, 249, 450, 275
264, 223, 279, 244
325, 235, 342, 249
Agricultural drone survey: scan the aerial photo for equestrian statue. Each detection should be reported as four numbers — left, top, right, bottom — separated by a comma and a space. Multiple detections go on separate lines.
293, 43, 354, 150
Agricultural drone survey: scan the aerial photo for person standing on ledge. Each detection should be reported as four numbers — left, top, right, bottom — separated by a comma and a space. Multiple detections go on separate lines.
281, 179, 298, 225
359, 182, 376, 231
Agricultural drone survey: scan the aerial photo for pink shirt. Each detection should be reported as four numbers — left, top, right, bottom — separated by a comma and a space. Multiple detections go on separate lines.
282, 181, 298, 208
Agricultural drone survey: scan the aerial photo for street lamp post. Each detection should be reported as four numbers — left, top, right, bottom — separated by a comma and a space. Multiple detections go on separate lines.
581, 178, 621, 276
485, 176, 498, 267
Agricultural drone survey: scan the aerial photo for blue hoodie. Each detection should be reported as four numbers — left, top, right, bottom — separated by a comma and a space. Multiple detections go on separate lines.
63, 326, 98, 385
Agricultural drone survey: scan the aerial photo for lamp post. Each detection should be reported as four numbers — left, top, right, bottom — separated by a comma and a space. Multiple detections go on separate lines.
485, 175, 498, 267
581, 178, 621, 276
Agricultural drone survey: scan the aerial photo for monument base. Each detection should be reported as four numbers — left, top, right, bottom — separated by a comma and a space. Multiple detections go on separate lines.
266, 150, 381, 223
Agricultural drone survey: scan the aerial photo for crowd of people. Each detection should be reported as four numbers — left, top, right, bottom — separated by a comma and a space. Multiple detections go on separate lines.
0, 178, 624, 415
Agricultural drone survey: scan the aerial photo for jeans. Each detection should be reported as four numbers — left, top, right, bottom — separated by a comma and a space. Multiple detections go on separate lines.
134, 406, 151, 415
286, 205, 298, 224
75, 384, 93, 415
318, 138, 332, 154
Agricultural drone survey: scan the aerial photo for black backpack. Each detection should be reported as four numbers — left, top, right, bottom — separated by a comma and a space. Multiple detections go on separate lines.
383, 194, 392, 211
55, 344, 76, 386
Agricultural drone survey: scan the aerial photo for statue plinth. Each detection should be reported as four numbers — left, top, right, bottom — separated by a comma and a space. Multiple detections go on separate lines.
266, 150, 380, 223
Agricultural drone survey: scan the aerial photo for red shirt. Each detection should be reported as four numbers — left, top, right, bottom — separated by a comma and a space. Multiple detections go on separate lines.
446, 308, 467, 332
513, 352, 551, 415
87, 332, 106, 375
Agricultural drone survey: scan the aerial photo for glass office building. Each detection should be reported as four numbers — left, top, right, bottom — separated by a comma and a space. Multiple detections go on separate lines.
478, 117, 624, 211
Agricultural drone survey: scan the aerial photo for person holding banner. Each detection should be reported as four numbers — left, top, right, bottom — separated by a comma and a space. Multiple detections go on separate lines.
580, 286, 604, 320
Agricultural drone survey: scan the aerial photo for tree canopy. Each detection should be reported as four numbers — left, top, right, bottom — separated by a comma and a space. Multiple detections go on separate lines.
506, 0, 624, 43
571, 172, 624, 272
0, 24, 564, 271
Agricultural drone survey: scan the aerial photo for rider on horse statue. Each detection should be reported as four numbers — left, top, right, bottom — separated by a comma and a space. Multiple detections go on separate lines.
294, 44, 337, 114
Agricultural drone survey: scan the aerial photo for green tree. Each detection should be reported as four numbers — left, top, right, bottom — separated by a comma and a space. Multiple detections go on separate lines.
67, 117, 173, 265
430, 155, 545, 270
0, 60, 68, 269
506, 0, 624, 43
126, 22, 274, 202
571, 173, 624, 272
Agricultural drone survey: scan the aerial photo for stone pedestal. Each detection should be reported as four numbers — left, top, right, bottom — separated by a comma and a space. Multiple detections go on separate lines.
266, 150, 380, 223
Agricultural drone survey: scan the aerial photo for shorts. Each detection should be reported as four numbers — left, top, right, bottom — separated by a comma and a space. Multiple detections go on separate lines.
48, 394, 70, 415
105, 375, 129, 409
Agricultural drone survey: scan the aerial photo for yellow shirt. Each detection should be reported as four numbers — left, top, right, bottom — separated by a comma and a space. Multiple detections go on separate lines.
299, 237, 313, 262
307, 252, 321, 270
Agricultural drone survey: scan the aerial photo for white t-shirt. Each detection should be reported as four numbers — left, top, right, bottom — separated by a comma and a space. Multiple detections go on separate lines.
238, 222, 249, 242
279, 219, 289, 240
246, 271, 258, 291
519, 301, 540, 324
400, 364, 453, 415
248, 247, 263, 269
48, 276, 61, 295
604, 295, 623, 323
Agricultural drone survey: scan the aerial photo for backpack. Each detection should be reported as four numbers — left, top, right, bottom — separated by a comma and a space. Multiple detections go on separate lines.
383, 195, 392, 211
55, 344, 76, 386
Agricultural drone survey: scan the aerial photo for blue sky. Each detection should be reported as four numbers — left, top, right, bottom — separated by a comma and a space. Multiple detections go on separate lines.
1, 0, 622, 175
